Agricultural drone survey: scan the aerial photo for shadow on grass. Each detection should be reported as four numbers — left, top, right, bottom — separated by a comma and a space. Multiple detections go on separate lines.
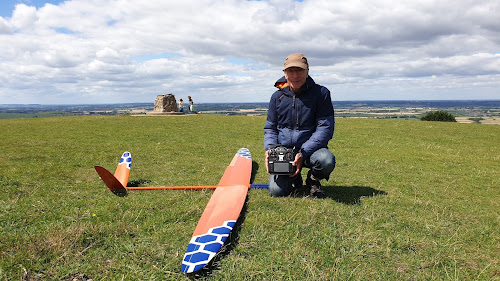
127, 179, 151, 187
251, 160, 386, 204
250, 160, 259, 184
187, 196, 250, 280
325, 185, 387, 204
292, 185, 387, 204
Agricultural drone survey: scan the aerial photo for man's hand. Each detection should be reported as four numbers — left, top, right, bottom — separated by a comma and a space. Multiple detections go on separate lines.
290, 153, 303, 177
265, 150, 270, 174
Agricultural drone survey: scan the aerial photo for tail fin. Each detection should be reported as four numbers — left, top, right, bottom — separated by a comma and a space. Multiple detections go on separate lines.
94, 152, 131, 197
95, 166, 127, 197
114, 152, 131, 187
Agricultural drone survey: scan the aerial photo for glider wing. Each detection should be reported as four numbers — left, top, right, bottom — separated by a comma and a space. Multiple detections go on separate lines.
181, 148, 252, 273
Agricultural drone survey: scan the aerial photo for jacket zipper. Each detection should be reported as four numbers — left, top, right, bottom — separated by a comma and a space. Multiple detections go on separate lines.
293, 95, 299, 126
291, 95, 295, 146
291, 94, 299, 148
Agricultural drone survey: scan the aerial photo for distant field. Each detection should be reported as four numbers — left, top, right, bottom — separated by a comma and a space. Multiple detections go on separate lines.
456, 116, 500, 125
0, 115, 499, 280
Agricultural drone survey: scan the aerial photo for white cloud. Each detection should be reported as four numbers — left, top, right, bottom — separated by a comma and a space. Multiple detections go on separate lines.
0, 16, 11, 33
0, 0, 499, 104
10, 4, 38, 30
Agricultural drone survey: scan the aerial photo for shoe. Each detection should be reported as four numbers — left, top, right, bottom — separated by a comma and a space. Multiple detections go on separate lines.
306, 170, 325, 198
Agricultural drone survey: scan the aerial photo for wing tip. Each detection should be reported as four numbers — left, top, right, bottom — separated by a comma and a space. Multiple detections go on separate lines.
237, 148, 251, 160
181, 220, 236, 273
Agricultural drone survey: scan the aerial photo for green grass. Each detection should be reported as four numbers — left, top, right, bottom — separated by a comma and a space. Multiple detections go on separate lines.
0, 115, 499, 280
0, 112, 70, 119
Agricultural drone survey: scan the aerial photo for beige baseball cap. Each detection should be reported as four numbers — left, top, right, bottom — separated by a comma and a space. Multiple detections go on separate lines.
283, 53, 309, 70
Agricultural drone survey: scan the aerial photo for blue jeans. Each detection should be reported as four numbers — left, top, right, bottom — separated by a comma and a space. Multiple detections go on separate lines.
268, 148, 335, 197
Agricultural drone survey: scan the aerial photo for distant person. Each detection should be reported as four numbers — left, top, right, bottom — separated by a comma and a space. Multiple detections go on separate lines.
188, 96, 195, 113
179, 99, 184, 112
264, 53, 336, 197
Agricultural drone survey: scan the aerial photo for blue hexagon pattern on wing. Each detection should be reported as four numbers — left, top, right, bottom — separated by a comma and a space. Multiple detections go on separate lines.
181, 220, 236, 273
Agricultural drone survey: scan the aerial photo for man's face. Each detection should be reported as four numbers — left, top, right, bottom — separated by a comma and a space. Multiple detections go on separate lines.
284, 67, 308, 92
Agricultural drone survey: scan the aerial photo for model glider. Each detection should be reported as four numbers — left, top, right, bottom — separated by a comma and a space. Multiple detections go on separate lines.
95, 149, 265, 273
94, 152, 267, 196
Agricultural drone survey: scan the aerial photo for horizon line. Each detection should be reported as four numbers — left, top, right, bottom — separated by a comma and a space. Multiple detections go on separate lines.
2, 99, 500, 106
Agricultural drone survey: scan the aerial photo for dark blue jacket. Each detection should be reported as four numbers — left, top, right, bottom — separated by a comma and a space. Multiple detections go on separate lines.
264, 76, 335, 159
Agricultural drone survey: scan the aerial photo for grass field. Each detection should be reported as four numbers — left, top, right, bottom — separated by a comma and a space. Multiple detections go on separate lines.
0, 115, 499, 280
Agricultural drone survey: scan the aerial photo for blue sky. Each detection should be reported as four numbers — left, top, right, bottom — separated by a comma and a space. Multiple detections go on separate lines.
1, 0, 499, 104
0, 0, 65, 17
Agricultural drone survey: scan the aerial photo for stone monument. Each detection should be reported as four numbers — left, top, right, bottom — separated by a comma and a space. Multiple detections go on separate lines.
147, 93, 184, 115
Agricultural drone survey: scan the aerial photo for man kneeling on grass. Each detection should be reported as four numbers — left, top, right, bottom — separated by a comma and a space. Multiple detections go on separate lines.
264, 53, 336, 198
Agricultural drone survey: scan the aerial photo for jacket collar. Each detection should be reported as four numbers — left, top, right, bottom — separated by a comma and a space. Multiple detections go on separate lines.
276, 76, 314, 96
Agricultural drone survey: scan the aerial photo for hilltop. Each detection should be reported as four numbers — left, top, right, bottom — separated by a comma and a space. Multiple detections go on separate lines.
0, 115, 498, 280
